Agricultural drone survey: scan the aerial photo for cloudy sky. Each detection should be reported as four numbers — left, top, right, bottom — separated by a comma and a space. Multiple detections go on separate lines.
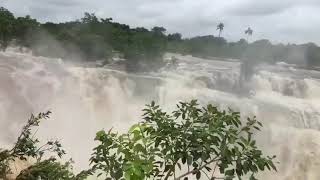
1, 0, 320, 44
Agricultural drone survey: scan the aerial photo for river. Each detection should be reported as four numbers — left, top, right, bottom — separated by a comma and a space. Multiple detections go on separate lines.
0, 49, 320, 179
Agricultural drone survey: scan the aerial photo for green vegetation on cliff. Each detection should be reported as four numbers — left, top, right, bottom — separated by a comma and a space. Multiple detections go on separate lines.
0, 7, 319, 70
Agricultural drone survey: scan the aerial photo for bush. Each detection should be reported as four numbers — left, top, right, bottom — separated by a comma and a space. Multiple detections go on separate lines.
0, 100, 277, 179
0, 112, 92, 180
90, 100, 277, 180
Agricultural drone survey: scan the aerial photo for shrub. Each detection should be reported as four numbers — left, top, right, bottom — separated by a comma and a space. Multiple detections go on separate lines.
90, 100, 277, 180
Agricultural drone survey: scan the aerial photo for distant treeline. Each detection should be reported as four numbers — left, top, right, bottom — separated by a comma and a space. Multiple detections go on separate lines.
169, 36, 320, 68
0, 7, 319, 71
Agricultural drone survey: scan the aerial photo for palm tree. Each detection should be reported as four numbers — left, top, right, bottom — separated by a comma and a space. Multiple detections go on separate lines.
217, 23, 224, 37
245, 27, 253, 42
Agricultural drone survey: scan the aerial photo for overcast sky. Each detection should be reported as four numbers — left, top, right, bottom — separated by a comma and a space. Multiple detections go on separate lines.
1, 0, 320, 44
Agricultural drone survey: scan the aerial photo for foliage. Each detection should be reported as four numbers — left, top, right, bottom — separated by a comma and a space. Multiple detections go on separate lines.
0, 7, 320, 69
245, 28, 253, 39
0, 7, 167, 71
16, 158, 75, 180
13, 15, 40, 47
0, 112, 62, 178
90, 100, 277, 180
0, 7, 15, 50
0, 112, 92, 180
16, 158, 94, 180
0, 101, 277, 179
217, 23, 224, 37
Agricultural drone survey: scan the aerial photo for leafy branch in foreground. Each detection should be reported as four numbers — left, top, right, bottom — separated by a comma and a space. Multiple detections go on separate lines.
90, 100, 277, 180
0, 111, 92, 180
10, 112, 65, 161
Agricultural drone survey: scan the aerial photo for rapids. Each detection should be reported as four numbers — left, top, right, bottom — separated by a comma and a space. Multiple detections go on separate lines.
1, 48, 320, 179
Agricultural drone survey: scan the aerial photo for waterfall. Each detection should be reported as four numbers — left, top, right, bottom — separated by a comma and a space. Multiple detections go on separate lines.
1, 49, 320, 179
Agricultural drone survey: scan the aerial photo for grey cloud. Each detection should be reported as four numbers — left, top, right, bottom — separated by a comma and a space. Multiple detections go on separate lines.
46, 0, 83, 7
229, 5, 289, 16
226, 0, 320, 16
226, 1, 294, 16
0, 0, 320, 44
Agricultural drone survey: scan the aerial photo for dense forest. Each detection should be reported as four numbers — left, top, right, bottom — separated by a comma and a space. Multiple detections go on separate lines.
0, 7, 319, 71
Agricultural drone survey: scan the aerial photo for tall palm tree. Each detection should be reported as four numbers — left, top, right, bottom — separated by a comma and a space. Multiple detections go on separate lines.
217, 23, 224, 37
245, 27, 253, 41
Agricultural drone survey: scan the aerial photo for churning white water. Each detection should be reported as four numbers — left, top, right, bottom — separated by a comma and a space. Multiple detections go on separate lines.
1, 49, 320, 179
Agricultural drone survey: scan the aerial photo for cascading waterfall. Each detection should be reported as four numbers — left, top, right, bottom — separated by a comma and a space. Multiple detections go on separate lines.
1, 49, 320, 179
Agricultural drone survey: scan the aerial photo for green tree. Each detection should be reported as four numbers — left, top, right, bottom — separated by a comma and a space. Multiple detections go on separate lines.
81, 12, 99, 24
245, 27, 253, 42
305, 43, 320, 67
2, 6, 320, 70
14, 15, 40, 48
152, 26, 166, 36
168, 33, 182, 41
91, 100, 277, 180
0, 7, 15, 50
217, 23, 224, 37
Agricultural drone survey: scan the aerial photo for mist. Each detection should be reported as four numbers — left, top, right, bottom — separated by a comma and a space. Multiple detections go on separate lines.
1, 47, 320, 179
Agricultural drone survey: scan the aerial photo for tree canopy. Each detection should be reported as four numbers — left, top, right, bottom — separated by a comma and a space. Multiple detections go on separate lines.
217, 23, 224, 37
0, 7, 319, 70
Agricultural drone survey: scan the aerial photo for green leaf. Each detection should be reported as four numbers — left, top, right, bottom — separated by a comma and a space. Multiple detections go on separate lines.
225, 169, 234, 176
249, 174, 258, 180
132, 167, 142, 176
269, 162, 277, 171
125, 172, 131, 180
196, 171, 201, 179
205, 166, 212, 171
155, 138, 161, 147
192, 162, 198, 168
177, 163, 181, 170
129, 124, 140, 133
164, 165, 172, 172
115, 170, 123, 179
182, 156, 187, 164
95, 130, 106, 141
134, 144, 146, 153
